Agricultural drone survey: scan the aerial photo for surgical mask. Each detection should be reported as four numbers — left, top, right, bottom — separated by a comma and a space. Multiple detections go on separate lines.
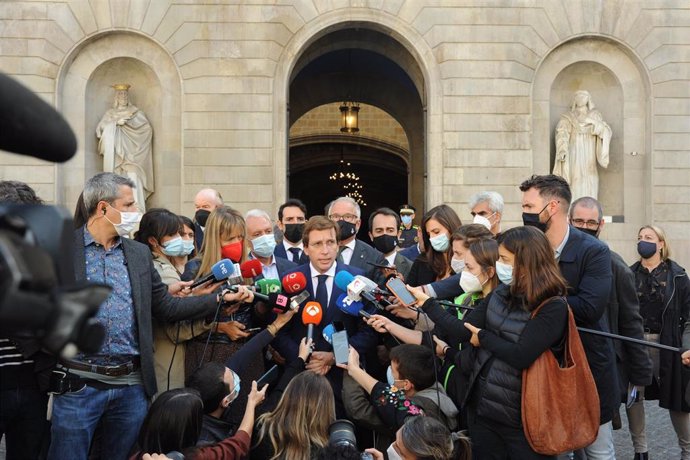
637, 240, 658, 259
429, 233, 449, 252
372, 234, 398, 255
251, 233, 276, 258
401, 215, 413, 226
496, 261, 513, 285
387, 444, 403, 460
386, 366, 395, 386
229, 369, 241, 403
451, 257, 465, 274
460, 270, 484, 293
105, 206, 141, 237
337, 220, 357, 240
522, 203, 550, 233
161, 236, 186, 257
473, 213, 494, 231
221, 240, 243, 262
283, 223, 304, 244
181, 239, 195, 256
194, 209, 210, 227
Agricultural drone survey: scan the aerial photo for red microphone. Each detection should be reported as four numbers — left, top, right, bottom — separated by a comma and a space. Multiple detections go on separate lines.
301, 301, 323, 343
282, 272, 307, 294
240, 259, 263, 278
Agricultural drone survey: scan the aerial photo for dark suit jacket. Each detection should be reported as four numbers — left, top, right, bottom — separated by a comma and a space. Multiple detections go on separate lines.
274, 243, 309, 265
338, 239, 386, 284
73, 227, 219, 397
608, 249, 653, 395
558, 226, 618, 424
194, 222, 204, 252
399, 244, 421, 262
393, 253, 413, 281
272, 262, 377, 363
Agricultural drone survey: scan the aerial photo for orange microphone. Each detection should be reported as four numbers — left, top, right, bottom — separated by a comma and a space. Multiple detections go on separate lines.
301, 301, 323, 343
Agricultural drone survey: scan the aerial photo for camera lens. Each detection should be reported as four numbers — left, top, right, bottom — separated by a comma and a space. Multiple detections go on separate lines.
328, 419, 357, 448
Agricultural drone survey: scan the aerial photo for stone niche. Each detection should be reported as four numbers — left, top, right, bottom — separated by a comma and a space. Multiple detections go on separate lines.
549, 61, 624, 217
58, 32, 182, 213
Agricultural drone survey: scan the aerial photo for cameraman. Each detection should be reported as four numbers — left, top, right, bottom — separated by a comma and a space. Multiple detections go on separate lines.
0, 180, 53, 460
47, 173, 253, 460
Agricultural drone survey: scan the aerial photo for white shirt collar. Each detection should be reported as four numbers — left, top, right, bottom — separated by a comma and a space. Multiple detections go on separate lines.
309, 261, 337, 278
554, 225, 570, 259
283, 239, 303, 251
342, 239, 357, 252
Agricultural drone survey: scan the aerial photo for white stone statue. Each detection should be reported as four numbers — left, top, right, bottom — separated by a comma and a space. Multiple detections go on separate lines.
553, 90, 611, 200
96, 84, 153, 210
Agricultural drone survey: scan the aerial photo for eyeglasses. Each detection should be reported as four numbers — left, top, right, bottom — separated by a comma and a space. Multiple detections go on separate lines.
328, 213, 358, 223
309, 239, 338, 250
571, 218, 600, 230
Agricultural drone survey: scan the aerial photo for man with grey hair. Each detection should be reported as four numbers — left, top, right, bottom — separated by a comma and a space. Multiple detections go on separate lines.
469, 190, 503, 235
569, 196, 653, 456
328, 196, 386, 283
193, 188, 224, 250
48, 173, 254, 460
245, 208, 296, 281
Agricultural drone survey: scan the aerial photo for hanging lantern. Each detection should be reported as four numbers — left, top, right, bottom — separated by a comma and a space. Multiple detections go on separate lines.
339, 102, 360, 133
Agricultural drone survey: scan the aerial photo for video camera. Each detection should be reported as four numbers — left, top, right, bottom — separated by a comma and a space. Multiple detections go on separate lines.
328, 419, 374, 460
0, 74, 110, 356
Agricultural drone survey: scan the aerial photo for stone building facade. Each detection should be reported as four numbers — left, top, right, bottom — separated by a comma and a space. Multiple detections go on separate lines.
0, 1, 688, 265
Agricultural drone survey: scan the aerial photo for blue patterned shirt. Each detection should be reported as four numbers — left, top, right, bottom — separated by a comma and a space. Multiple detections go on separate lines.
75, 228, 139, 365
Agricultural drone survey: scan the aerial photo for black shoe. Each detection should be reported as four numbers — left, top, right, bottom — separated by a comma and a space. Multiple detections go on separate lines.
633, 453, 648, 460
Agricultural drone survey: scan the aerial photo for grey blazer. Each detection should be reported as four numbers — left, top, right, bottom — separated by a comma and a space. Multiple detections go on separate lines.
339, 239, 387, 283
73, 227, 219, 397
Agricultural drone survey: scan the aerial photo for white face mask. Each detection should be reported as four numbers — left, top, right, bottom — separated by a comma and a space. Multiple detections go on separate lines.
460, 270, 484, 294
450, 257, 465, 274
105, 206, 141, 237
473, 213, 494, 231
387, 443, 404, 460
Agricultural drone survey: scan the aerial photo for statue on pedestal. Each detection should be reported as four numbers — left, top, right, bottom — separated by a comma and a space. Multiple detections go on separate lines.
96, 84, 153, 211
553, 90, 611, 200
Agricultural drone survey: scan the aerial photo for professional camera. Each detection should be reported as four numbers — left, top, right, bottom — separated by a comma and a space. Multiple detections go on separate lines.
328, 419, 374, 460
0, 73, 109, 357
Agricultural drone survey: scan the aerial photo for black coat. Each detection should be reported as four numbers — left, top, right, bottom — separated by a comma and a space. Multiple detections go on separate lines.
631, 259, 690, 412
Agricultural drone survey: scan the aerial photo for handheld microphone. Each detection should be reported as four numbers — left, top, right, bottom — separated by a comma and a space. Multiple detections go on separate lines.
322, 323, 335, 344
301, 301, 323, 343
335, 293, 372, 319
334, 271, 385, 310
190, 259, 235, 289
282, 272, 307, 294
256, 278, 282, 295
269, 292, 293, 313
240, 259, 263, 278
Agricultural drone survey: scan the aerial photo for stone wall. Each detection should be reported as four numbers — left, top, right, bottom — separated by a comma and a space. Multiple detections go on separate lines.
0, 1, 688, 266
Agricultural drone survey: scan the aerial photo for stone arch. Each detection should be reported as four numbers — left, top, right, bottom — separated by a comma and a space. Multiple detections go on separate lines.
532, 36, 652, 259
56, 31, 183, 212
273, 10, 443, 210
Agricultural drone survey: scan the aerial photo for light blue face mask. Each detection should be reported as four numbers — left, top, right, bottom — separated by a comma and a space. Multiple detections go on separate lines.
229, 369, 241, 403
495, 261, 513, 285
429, 233, 450, 252
181, 239, 195, 256
161, 236, 186, 257
401, 215, 413, 226
386, 365, 396, 386
251, 233, 277, 258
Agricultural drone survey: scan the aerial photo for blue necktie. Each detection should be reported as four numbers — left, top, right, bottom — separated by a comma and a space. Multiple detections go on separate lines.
288, 247, 301, 263
316, 274, 329, 309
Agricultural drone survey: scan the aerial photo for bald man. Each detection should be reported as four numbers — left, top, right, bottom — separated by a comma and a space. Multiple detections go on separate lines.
193, 188, 223, 250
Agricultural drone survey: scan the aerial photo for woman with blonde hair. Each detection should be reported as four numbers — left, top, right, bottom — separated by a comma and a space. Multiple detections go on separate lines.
252, 372, 336, 460
627, 225, 690, 460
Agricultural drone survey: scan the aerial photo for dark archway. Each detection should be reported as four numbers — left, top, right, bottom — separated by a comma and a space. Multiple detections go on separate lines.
288, 28, 425, 218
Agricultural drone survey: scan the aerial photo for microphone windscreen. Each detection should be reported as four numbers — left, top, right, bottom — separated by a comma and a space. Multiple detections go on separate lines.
211, 259, 235, 281
282, 272, 307, 294
256, 278, 281, 295
0, 74, 77, 163
334, 271, 355, 290
336, 294, 364, 317
322, 324, 335, 344
269, 293, 290, 312
240, 259, 263, 278
301, 301, 323, 326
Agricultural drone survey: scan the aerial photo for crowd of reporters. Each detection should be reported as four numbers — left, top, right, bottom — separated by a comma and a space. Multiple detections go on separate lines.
1, 171, 689, 460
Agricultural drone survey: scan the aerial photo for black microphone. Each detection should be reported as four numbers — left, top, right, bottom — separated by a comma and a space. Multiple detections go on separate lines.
190, 259, 235, 289
0, 74, 77, 163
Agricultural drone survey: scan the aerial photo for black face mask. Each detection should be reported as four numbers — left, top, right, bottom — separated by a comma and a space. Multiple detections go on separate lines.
338, 220, 357, 241
522, 203, 550, 233
575, 226, 599, 239
194, 209, 210, 227
372, 234, 398, 255
637, 240, 658, 259
283, 223, 304, 244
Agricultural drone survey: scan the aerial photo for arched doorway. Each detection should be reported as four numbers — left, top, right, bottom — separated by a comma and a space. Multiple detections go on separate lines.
287, 28, 425, 223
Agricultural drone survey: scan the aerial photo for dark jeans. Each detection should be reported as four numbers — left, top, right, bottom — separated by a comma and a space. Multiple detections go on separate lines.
0, 386, 50, 460
468, 410, 555, 460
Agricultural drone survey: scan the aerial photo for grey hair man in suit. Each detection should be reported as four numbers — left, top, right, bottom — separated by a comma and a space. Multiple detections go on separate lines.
48, 173, 253, 460
328, 196, 386, 283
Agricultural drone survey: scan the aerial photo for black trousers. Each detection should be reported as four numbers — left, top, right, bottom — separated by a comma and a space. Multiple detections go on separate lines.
0, 386, 49, 460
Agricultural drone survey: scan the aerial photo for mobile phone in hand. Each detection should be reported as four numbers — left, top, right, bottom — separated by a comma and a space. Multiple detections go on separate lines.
332, 330, 349, 365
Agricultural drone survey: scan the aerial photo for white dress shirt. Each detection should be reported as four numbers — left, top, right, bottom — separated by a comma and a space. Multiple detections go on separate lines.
339, 239, 357, 265
309, 261, 337, 306
282, 240, 304, 263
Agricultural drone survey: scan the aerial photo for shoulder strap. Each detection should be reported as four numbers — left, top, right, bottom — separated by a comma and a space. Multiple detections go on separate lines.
530, 296, 565, 319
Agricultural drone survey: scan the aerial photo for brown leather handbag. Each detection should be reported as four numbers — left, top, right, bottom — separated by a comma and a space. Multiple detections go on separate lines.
521, 297, 600, 455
